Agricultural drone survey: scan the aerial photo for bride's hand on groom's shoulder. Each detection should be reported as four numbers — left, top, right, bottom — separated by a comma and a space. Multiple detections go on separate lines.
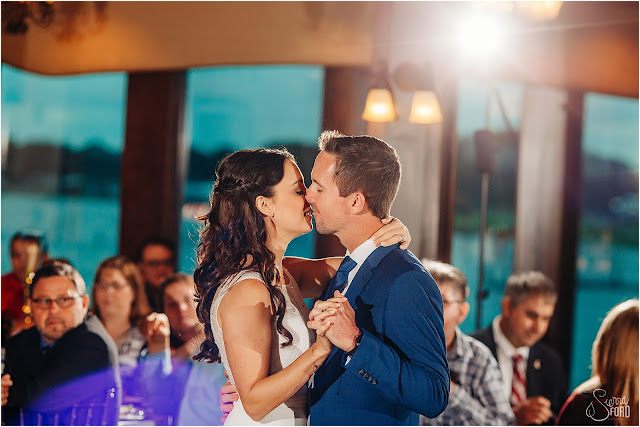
372, 216, 411, 250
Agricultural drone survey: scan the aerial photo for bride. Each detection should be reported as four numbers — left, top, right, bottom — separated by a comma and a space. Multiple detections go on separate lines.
193, 148, 409, 425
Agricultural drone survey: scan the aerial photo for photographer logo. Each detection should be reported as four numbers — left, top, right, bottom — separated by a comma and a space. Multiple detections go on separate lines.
586, 389, 631, 422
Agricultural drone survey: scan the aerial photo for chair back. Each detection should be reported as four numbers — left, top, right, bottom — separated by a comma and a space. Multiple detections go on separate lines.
19, 387, 118, 426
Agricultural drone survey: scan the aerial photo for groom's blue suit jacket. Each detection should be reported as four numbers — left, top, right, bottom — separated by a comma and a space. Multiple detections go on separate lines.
309, 244, 449, 425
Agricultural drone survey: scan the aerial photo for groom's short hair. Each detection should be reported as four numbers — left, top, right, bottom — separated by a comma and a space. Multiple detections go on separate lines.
318, 130, 401, 219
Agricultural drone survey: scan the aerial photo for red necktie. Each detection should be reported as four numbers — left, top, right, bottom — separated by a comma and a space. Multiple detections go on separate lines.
511, 354, 527, 406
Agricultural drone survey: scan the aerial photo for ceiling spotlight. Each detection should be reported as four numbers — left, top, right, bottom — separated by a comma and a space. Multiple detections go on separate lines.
455, 12, 508, 62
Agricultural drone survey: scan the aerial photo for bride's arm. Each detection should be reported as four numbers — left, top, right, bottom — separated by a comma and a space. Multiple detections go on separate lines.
284, 256, 341, 299
284, 217, 413, 299
218, 278, 333, 422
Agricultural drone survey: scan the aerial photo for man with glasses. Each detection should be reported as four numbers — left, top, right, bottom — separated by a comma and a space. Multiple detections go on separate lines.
420, 259, 514, 426
1, 261, 121, 425
136, 237, 177, 312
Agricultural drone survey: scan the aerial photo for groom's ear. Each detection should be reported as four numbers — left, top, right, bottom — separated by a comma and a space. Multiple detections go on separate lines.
255, 195, 274, 218
350, 192, 368, 214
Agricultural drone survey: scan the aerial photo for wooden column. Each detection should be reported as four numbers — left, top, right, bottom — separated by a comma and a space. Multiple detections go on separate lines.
119, 71, 187, 260
314, 67, 368, 258
436, 78, 459, 263
551, 90, 583, 368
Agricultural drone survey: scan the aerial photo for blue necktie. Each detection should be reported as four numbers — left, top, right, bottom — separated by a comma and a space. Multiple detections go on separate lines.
327, 256, 357, 296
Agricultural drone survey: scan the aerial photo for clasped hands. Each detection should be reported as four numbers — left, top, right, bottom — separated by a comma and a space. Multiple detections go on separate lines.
307, 290, 361, 353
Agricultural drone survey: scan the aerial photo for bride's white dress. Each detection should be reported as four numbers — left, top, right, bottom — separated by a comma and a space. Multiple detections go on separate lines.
211, 269, 313, 426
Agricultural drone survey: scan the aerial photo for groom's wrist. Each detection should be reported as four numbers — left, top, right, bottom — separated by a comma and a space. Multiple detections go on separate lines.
346, 329, 363, 356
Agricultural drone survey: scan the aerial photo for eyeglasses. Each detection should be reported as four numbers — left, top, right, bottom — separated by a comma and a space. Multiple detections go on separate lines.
31, 295, 83, 309
165, 297, 196, 310
95, 281, 130, 291
142, 259, 174, 268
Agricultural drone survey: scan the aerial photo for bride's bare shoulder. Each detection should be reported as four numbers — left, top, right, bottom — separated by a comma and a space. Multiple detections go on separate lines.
219, 277, 272, 311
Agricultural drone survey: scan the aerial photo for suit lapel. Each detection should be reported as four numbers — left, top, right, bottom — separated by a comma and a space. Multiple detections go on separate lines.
345, 265, 373, 308
526, 344, 542, 396
344, 244, 398, 307
320, 276, 335, 300
486, 327, 499, 361
323, 263, 375, 362
321, 245, 398, 362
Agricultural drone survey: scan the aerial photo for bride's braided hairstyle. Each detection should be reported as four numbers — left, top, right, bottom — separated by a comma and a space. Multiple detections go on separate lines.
193, 148, 295, 363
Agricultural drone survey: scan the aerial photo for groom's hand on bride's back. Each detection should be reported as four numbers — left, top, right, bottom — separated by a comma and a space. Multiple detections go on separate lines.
219, 377, 239, 423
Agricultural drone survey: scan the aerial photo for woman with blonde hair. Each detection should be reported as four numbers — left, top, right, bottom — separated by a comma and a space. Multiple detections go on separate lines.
557, 299, 638, 426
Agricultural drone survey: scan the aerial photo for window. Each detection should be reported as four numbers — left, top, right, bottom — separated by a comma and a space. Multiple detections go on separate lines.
451, 79, 524, 332
570, 93, 639, 389
179, 65, 325, 273
1, 64, 127, 285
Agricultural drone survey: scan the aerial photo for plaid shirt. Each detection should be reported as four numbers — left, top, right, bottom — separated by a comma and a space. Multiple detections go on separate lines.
421, 328, 515, 426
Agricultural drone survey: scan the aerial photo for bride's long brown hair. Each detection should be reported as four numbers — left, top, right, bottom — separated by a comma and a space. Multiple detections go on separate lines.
193, 148, 295, 363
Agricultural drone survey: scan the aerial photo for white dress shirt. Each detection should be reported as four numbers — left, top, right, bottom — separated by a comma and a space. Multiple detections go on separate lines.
340, 238, 377, 365
492, 315, 530, 399
341, 238, 377, 296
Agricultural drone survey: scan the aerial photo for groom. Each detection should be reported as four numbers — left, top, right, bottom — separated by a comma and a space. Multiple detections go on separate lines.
303, 131, 448, 425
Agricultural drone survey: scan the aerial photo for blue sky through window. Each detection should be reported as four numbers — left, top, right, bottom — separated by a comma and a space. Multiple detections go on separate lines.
1, 65, 127, 152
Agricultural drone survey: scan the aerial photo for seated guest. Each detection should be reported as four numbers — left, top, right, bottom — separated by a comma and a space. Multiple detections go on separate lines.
176, 348, 226, 426
557, 299, 638, 426
420, 260, 514, 426
161, 273, 205, 359
136, 237, 177, 312
472, 271, 567, 425
142, 273, 224, 425
1, 261, 121, 425
2, 231, 49, 337
90, 255, 153, 405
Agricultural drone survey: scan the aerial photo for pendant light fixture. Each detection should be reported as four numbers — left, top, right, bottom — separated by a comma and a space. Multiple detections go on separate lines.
409, 64, 442, 124
361, 62, 397, 122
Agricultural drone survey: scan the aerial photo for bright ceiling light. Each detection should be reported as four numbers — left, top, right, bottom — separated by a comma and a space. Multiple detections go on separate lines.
455, 13, 508, 62
517, 1, 563, 22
